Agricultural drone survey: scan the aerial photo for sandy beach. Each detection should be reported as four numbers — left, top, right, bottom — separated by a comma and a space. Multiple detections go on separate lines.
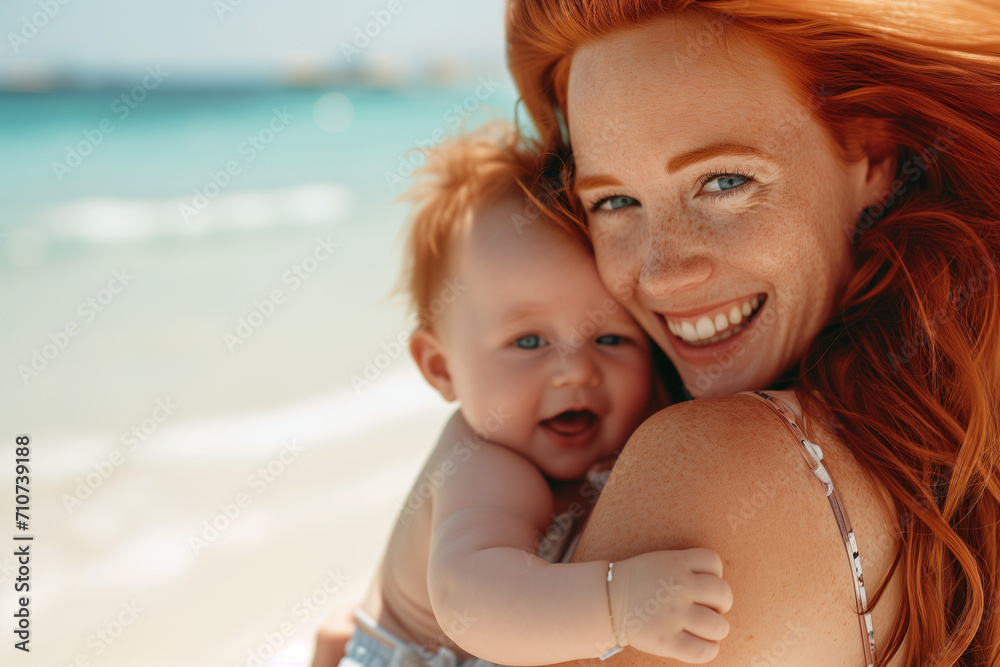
0, 171, 470, 667
1, 357, 454, 667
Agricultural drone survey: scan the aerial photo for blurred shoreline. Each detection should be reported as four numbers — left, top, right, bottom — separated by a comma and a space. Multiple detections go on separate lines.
0, 57, 511, 93
2, 364, 456, 667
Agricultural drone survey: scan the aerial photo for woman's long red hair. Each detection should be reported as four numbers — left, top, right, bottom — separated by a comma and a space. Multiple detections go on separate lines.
506, 1, 1000, 665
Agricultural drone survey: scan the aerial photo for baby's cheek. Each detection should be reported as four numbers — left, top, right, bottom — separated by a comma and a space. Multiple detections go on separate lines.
610, 360, 653, 428
472, 380, 536, 445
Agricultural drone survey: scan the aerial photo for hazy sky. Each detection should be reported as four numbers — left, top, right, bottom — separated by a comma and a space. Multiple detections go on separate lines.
0, 0, 508, 84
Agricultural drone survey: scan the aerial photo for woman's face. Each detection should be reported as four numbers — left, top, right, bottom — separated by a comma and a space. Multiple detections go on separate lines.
567, 15, 889, 398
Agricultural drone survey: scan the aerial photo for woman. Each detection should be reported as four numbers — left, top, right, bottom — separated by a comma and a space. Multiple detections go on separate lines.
505, 1, 999, 665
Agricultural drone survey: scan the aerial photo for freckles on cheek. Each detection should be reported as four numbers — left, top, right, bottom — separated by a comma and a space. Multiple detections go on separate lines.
592, 228, 639, 303
797, 188, 848, 280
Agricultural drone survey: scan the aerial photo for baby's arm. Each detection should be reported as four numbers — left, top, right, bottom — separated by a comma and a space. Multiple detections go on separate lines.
426, 418, 732, 665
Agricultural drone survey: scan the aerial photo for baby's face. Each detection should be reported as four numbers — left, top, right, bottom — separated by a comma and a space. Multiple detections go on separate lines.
437, 192, 654, 480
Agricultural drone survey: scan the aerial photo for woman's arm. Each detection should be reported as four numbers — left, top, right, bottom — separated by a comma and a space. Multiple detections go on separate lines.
426, 418, 731, 666
556, 396, 876, 667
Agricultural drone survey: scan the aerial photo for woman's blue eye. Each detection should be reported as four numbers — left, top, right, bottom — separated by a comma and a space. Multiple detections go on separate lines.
515, 335, 546, 349
707, 176, 747, 191
595, 195, 639, 212
596, 334, 622, 346
701, 170, 757, 198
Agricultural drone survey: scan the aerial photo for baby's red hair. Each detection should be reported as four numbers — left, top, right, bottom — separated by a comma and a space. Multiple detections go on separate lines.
398, 123, 585, 331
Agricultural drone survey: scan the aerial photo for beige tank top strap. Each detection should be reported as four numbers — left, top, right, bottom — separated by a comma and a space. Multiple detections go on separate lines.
743, 390, 877, 667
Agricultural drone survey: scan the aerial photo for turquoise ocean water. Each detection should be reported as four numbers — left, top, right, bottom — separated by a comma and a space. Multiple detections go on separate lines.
0, 81, 531, 667
0, 83, 519, 233
1, 80, 519, 437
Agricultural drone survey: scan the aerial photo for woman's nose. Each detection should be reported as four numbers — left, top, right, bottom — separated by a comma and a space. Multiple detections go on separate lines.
639, 255, 713, 298
637, 227, 714, 299
550, 348, 602, 389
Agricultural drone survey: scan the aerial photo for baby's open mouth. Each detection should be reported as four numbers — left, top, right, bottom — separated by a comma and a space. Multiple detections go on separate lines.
541, 409, 598, 436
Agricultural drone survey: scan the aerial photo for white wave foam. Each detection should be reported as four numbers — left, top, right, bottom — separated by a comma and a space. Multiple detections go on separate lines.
36, 368, 448, 477
36, 183, 353, 245
137, 368, 449, 462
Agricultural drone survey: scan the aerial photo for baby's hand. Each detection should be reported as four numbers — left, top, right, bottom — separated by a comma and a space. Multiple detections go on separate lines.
611, 549, 733, 664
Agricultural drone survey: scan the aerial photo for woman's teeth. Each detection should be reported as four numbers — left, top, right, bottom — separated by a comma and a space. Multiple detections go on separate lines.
666, 295, 763, 346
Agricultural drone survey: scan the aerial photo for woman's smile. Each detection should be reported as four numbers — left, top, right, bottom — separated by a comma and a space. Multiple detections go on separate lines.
652, 293, 769, 364
658, 292, 767, 346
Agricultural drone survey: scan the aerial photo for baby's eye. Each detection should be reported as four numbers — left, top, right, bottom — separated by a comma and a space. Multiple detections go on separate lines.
594, 195, 639, 212
515, 335, 547, 349
595, 334, 622, 346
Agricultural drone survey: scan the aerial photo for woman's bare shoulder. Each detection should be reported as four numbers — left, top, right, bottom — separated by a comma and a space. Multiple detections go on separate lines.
604, 394, 811, 508
569, 394, 878, 666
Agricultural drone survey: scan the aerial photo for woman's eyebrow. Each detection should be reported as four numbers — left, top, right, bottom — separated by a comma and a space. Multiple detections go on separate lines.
574, 174, 623, 194
667, 142, 773, 173
575, 143, 777, 193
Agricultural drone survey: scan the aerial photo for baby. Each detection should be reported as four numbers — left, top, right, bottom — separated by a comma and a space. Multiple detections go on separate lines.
339, 130, 732, 667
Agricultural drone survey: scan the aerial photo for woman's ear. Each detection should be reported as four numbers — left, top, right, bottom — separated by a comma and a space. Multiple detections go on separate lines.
847, 119, 899, 212
862, 145, 898, 211
409, 328, 457, 402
